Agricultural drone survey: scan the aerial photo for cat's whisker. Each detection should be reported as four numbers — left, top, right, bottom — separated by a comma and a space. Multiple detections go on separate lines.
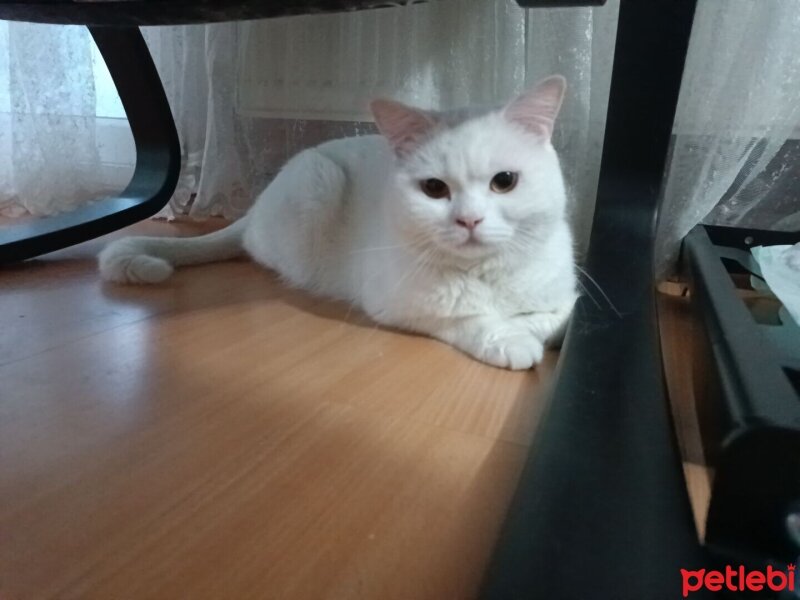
349, 243, 415, 254
502, 236, 609, 314
361, 247, 438, 344
574, 264, 622, 317
505, 237, 540, 259
362, 314, 386, 344
395, 248, 433, 290
341, 298, 362, 326
576, 279, 601, 309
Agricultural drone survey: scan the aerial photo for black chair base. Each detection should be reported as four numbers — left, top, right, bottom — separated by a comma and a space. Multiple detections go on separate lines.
685, 224, 800, 567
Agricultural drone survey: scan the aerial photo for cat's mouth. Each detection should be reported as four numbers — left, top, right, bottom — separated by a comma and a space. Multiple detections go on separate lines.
460, 230, 489, 246
437, 230, 496, 257
455, 234, 494, 254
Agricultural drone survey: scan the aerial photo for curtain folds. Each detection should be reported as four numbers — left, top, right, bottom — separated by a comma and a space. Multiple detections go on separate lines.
0, 0, 619, 258
1, 0, 797, 276
657, 0, 800, 276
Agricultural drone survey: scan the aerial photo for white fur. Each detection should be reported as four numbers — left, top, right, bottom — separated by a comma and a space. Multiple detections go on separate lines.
786, 243, 800, 272
100, 79, 578, 369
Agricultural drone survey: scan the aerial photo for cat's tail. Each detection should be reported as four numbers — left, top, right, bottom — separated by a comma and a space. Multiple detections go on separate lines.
98, 217, 248, 284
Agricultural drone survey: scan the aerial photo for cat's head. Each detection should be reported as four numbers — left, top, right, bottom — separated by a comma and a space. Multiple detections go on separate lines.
371, 75, 568, 262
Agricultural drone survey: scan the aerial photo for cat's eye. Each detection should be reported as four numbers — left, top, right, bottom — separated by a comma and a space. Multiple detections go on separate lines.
490, 171, 518, 194
420, 178, 450, 199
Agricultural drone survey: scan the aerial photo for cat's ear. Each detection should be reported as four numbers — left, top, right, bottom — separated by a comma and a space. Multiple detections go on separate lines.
503, 75, 566, 141
370, 99, 437, 156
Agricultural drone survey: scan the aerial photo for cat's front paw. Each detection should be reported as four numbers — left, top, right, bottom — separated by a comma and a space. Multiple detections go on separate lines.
479, 330, 544, 370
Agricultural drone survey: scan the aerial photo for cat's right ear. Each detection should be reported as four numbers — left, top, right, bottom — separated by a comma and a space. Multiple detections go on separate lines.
370, 99, 437, 157
503, 75, 566, 141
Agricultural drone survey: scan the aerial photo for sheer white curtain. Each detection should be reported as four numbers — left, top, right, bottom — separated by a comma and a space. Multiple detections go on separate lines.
0, 23, 113, 217
658, 0, 800, 276
3, 1, 799, 276
0, 0, 618, 255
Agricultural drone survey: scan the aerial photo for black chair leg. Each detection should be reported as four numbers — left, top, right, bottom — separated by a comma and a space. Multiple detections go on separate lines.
480, 1, 714, 599
0, 26, 180, 264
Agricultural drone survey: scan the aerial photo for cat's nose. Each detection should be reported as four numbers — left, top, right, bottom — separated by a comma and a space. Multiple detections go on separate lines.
455, 217, 484, 231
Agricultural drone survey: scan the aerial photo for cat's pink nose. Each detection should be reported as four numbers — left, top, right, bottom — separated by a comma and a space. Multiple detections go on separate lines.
455, 217, 483, 230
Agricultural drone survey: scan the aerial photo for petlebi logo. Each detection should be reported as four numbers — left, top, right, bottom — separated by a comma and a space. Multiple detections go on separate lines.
681, 564, 795, 597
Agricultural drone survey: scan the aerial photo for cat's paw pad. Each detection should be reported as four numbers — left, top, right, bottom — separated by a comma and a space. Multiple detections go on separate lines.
479, 331, 544, 370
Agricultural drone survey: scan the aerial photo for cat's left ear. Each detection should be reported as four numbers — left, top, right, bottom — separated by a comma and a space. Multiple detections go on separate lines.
370, 99, 438, 157
503, 75, 566, 141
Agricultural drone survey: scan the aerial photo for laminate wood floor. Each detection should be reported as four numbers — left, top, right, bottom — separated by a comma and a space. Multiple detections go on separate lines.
1, 220, 561, 600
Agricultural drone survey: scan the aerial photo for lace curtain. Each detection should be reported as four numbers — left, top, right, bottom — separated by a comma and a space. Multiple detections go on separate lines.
657, 0, 800, 276
1, 0, 797, 274
0, 0, 618, 257
0, 22, 104, 217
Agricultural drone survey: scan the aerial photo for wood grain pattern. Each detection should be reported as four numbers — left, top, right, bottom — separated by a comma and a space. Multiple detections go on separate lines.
0, 220, 554, 600
0, 221, 709, 599
657, 285, 712, 539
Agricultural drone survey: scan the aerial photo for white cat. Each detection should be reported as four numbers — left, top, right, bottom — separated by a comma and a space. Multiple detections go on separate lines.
99, 75, 578, 370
